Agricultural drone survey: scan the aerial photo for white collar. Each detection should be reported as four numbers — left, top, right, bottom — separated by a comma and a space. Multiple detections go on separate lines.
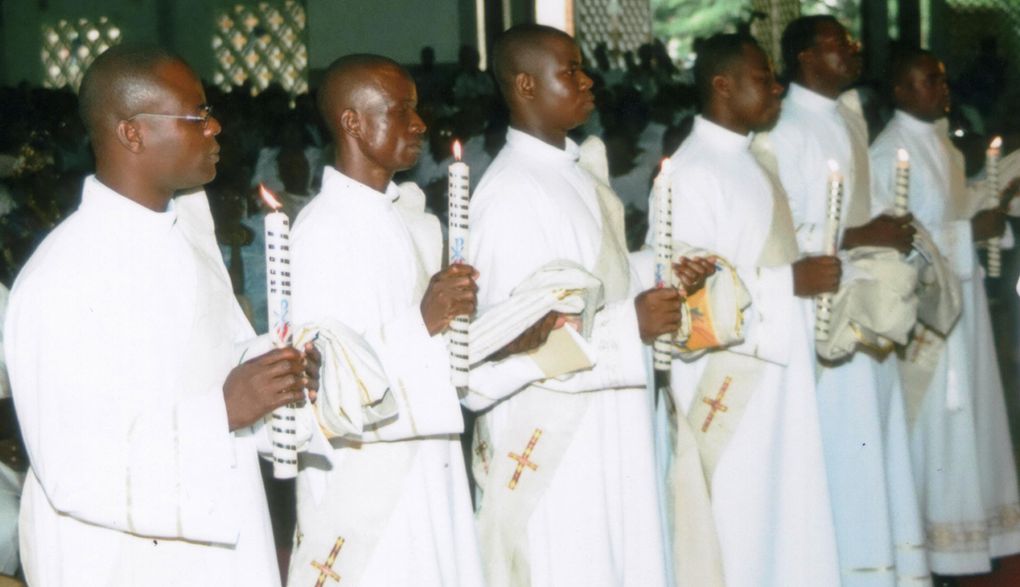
692, 115, 753, 152
80, 175, 177, 233
786, 82, 839, 114
893, 109, 940, 136
505, 127, 580, 166
320, 165, 401, 207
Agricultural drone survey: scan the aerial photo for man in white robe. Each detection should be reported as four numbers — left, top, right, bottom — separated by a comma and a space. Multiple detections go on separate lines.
870, 47, 1020, 575
769, 16, 930, 586
464, 25, 699, 587
650, 34, 841, 587
288, 55, 484, 587
3, 46, 313, 586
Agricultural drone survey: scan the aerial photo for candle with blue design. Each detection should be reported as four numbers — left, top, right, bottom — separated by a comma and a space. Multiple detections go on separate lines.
260, 183, 298, 479
447, 141, 470, 388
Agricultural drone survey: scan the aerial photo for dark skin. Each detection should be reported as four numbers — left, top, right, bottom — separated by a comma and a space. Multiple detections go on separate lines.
497, 32, 715, 351
707, 43, 841, 297
893, 53, 1020, 241
794, 20, 915, 254
91, 59, 318, 431
323, 60, 477, 336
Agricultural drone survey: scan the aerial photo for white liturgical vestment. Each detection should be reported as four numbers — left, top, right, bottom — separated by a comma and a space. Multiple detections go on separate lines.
466, 128, 668, 587
5, 176, 278, 586
769, 84, 930, 586
651, 115, 840, 587
288, 167, 483, 587
871, 111, 1020, 574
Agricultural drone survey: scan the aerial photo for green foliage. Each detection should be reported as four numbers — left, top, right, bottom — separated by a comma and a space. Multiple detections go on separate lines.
651, 0, 749, 57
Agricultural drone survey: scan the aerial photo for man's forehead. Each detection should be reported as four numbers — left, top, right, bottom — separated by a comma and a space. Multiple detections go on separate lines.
523, 34, 581, 72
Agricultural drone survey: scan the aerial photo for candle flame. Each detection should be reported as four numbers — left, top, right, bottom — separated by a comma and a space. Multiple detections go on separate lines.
827, 159, 840, 173
452, 140, 463, 161
897, 148, 909, 163
259, 183, 283, 211
991, 136, 1003, 150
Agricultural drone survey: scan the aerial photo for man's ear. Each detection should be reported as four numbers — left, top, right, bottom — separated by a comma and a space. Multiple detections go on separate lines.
797, 48, 814, 76
514, 72, 535, 101
339, 108, 360, 138
892, 81, 908, 107
115, 120, 144, 154
712, 73, 732, 99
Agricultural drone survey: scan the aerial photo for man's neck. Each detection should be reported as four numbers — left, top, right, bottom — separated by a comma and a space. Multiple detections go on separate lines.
510, 116, 567, 150
795, 75, 843, 100
95, 166, 173, 212
703, 109, 749, 137
334, 152, 393, 194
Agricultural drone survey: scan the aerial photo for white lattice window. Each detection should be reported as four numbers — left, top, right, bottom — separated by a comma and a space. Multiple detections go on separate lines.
577, 0, 653, 69
212, 1, 308, 95
41, 17, 122, 90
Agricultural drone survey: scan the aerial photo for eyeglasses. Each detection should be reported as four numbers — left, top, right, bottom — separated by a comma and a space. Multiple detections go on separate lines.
128, 105, 214, 128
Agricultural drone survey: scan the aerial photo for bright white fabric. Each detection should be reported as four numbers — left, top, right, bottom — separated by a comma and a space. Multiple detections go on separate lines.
0, 284, 8, 400
288, 167, 483, 587
467, 128, 668, 587
771, 87, 931, 586
0, 283, 17, 576
872, 111, 1020, 574
5, 176, 278, 586
651, 115, 840, 586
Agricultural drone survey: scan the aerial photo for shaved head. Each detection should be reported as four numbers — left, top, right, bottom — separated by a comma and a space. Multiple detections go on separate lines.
317, 53, 408, 140
78, 44, 184, 145
492, 24, 573, 100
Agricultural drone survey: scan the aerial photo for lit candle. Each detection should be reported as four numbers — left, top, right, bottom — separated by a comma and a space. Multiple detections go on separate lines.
653, 158, 674, 371
261, 183, 298, 479
816, 160, 844, 342
447, 141, 470, 388
894, 148, 910, 216
986, 136, 1002, 278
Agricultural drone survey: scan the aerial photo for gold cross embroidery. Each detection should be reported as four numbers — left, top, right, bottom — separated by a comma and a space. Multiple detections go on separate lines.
701, 377, 733, 432
311, 536, 345, 586
909, 329, 933, 363
507, 429, 543, 490
475, 440, 490, 473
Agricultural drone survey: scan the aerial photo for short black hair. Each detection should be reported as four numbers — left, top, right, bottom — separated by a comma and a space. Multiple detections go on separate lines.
780, 14, 840, 80
491, 24, 573, 99
694, 33, 760, 106
78, 44, 181, 140
887, 43, 934, 87
316, 53, 406, 139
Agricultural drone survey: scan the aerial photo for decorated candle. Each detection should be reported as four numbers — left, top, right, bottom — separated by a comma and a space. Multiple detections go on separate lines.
447, 141, 470, 388
261, 184, 298, 479
653, 158, 674, 371
987, 136, 1002, 278
816, 160, 844, 342
894, 148, 910, 216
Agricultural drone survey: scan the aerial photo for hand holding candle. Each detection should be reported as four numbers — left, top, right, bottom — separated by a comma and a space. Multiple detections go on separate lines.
261, 183, 299, 479
653, 158, 675, 371
986, 136, 1002, 278
447, 141, 471, 388
816, 160, 844, 342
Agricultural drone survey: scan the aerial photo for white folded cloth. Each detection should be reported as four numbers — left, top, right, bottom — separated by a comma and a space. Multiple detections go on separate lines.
468, 260, 605, 365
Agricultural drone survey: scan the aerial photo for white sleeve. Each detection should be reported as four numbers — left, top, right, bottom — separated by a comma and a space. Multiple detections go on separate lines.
291, 215, 462, 442
5, 280, 241, 545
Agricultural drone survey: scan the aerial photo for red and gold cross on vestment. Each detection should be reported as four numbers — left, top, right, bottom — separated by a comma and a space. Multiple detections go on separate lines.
507, 428, 543, 490
311, 536, 345, 586
909, 328, 934, 363
475, 440, 490, 473
701, 376, 733, 433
